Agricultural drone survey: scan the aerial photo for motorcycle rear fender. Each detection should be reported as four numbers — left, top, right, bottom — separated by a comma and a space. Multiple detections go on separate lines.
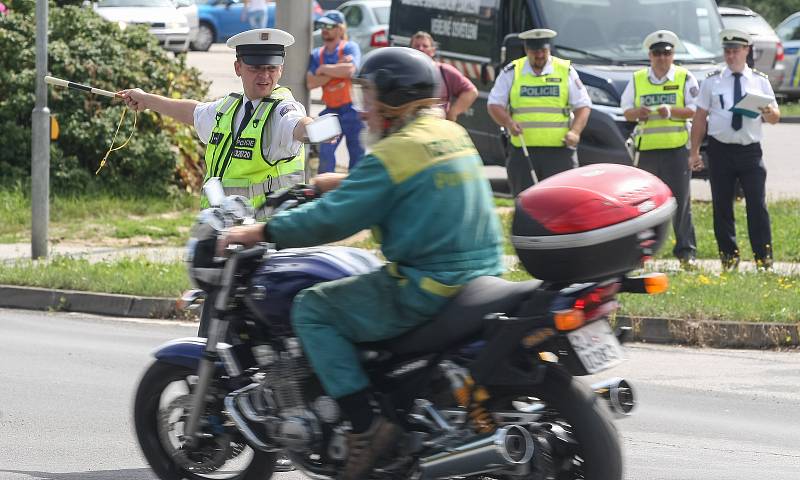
152, 336, 220, 371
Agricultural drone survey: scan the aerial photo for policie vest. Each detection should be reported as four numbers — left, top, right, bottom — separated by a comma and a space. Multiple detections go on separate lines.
203, 87, 305, 210
319, 41, 353, 108
633, 67, 689, 151
509, 56, 571, 148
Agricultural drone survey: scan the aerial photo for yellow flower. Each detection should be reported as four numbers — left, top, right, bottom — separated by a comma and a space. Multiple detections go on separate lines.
697, 274, 711, 285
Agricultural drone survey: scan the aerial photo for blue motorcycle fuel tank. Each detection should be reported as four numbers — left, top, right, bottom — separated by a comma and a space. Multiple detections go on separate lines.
247, 246, 382, 322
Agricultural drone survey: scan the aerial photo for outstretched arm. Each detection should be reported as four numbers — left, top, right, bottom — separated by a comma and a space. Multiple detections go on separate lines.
118, 88, 198, 125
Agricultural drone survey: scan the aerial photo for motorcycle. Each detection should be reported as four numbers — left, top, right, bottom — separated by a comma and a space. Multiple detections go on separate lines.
134, 172, 671, 480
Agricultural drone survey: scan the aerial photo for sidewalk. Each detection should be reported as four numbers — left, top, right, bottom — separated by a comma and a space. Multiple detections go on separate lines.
1, 241, 798, 349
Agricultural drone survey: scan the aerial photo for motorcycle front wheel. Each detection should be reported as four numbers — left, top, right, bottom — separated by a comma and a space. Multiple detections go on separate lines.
134, 360, 276, 480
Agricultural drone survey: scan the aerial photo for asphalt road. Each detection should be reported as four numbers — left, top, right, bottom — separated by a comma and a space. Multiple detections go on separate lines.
1, 309, 798, 480
186, 46, 800, 200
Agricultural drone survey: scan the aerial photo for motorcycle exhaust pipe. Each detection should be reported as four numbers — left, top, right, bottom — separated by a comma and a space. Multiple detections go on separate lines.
592, 377, 636, 417
417, 425, 534, 479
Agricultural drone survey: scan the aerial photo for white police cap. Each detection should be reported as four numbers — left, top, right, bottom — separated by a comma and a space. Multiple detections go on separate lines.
519, 28, 557, 49
227, 28, 296, 66
720, 28, 752, 47
643, 30, 681, 52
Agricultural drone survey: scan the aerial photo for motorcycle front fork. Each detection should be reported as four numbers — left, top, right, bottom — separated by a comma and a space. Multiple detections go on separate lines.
183, 316, 229, 447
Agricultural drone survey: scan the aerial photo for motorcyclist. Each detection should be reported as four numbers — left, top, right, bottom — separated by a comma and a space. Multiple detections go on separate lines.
218, 46, 504, 479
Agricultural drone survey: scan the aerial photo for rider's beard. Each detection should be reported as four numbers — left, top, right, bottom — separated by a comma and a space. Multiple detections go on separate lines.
360, 127, 383, 151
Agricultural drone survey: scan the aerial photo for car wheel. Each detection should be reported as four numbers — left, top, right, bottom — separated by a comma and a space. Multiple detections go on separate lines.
191, 22, 214, 51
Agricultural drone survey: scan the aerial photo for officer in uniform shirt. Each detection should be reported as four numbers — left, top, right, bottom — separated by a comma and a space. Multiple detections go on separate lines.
689, 28, 781, 270
120, 28, 314, 215
487, 28, 592, 197
622, 30, 699, 269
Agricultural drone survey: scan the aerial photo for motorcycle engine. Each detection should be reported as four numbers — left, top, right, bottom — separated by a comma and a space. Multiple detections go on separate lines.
252, 339, 342, 453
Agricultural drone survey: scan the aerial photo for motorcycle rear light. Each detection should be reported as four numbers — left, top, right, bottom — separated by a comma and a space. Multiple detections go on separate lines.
776, 42, 785, 62
371, 29, 389, 47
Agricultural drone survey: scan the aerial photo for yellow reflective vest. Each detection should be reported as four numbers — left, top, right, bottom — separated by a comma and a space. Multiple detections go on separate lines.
633, 67, 689, 151
509, 56, 571, 148
202, 87, 305, 209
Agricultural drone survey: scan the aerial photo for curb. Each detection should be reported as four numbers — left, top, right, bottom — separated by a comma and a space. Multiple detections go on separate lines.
616, 316, 799, 349
779, 116, 800, 124
0, 285, 185, 319
2, 284, 797, 349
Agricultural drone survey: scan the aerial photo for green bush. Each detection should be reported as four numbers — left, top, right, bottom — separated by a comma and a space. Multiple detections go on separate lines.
0, 0, 209, 195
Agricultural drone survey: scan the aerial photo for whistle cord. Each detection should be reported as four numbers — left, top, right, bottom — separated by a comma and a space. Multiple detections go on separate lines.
96, 107, 137, 175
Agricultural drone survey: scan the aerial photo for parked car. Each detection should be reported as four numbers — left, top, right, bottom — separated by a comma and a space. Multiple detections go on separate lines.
191, 0, 323, 51
173, 0, 199, 45
94, 0, 192, 53
776, 12, 800, 99
312, 0, 390, 53
718, 5, 785, 90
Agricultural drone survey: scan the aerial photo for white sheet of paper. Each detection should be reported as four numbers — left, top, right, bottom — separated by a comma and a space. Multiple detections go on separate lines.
730, 91, 775, 118
306, 114, 342, 143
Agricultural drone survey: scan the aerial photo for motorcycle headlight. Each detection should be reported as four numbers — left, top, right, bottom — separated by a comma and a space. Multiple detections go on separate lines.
586, 84, 619, 107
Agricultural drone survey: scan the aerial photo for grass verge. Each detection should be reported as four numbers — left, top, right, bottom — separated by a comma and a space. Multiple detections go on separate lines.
0, 256, 189, 298
780, 102, 800, 117
0, 185, 197, 245
503, 268, 800, 323
2, 254, 799, 323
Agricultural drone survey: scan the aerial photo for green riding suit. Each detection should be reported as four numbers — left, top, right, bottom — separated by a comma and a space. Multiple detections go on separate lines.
265, 113, 504, 398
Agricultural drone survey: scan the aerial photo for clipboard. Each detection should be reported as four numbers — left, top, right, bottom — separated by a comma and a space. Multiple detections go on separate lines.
730, 92, 774, 119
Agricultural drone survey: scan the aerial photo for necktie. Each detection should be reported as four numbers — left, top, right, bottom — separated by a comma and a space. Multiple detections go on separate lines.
236, 101, 254, 139
732, 73, 742, 131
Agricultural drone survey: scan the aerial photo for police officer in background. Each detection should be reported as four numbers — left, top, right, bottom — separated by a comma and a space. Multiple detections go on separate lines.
120, 28, 312, 216
487, 28, 591, 197
690, 29, 781, 270
622, 30, 699, 269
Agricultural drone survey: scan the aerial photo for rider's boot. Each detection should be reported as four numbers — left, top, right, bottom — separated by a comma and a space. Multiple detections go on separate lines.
340, 416, 402, 480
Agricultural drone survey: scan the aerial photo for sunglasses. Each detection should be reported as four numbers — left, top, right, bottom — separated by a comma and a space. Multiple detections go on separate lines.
650, 50, 674, 57
319, 24, 339, 30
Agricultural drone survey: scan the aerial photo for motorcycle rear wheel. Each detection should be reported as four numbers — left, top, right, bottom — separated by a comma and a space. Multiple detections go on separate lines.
489, 364, 623, 480
134, 360, 276, 480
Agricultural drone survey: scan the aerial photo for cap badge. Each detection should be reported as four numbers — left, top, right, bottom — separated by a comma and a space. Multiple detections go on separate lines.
260, 32, 270, 41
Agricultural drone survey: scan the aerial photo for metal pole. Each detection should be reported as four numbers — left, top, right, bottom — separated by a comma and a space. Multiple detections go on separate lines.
275, 0, 312, 111
275, 0, 313, 179
31, 0, 50, 259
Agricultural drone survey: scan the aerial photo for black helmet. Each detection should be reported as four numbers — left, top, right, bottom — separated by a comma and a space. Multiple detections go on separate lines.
356, 47, 440, 108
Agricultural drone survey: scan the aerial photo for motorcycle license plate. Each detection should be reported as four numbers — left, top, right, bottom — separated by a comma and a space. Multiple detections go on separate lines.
566, 321, 625, 374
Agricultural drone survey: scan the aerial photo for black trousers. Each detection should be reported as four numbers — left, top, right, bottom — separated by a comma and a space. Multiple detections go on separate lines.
706, 137, 772, 261
506, 145, 578, 197
637, 147, 696, 260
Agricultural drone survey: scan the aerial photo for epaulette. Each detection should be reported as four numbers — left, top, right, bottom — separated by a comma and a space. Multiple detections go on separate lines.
752, 69, 769, 79
706, 69, 721, 78
502, 62, 516, 73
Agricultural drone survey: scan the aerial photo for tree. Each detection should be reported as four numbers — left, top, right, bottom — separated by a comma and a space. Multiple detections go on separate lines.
0, 0, 210, 195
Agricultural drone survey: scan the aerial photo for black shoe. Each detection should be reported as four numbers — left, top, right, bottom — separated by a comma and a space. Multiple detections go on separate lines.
339, 416, 402, 480
755, 257, 774, 271
720, 253, 740, 271
679, 256, 698, 271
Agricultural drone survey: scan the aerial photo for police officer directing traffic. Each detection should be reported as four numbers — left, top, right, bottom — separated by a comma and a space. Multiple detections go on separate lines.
622, 30, 699, 269
487, 28, 591, 196
120, 28, 313, 215
689, 28, 781, 270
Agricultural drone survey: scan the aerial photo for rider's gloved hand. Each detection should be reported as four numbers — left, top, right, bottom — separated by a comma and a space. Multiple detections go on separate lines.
216, 224, 268, 257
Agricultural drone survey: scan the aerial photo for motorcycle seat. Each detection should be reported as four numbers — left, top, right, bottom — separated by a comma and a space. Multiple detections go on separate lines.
364, 276, 542, 356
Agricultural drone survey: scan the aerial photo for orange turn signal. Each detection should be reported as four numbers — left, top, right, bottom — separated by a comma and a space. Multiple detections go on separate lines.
553, 309, 586, 331
643, 273, 669, 294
